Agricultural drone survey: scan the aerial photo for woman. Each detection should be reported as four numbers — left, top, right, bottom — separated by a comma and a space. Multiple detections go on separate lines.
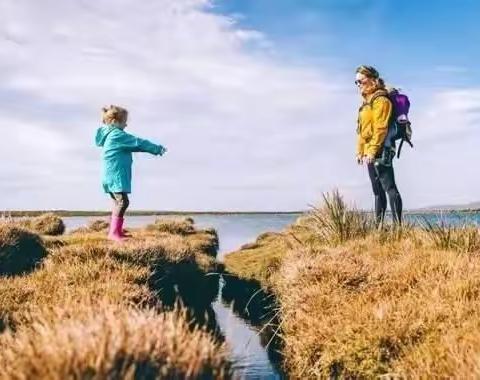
355, 65, 402, 225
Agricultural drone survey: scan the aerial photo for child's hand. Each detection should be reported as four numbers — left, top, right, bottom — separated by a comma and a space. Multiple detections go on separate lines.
159, 146, 167, 156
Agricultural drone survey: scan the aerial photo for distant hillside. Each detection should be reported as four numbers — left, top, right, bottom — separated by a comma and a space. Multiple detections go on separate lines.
417, 201, 480, 212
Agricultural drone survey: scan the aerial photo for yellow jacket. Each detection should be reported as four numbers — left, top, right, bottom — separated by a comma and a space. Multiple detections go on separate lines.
356, 89, 393, 158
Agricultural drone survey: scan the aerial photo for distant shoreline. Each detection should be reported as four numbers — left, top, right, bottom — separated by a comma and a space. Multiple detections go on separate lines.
2, 209, 480, 218
1, 210, 306, 217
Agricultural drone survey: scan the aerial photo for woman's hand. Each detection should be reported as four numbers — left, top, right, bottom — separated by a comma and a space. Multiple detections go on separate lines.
356, 155, 364, 165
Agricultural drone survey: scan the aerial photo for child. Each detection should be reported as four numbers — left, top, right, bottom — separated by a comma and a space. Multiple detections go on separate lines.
95, 105, 167, 241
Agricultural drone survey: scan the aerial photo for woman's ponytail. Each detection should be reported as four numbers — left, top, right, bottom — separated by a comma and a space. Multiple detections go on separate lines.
376, 77, 385, 89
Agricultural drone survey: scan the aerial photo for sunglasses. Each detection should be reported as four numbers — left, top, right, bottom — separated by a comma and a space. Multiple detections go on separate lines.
355, 78, 369, 86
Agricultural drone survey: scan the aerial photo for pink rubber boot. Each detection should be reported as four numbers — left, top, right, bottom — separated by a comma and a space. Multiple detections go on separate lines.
118, 217, 130, 237
108, 216, 124, 242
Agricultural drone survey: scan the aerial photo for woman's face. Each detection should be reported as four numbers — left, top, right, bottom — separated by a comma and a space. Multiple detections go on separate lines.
355, 72, 375, 95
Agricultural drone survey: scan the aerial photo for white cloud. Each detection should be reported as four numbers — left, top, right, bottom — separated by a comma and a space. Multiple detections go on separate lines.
413, 89, 480, 140
0, 0, 477, 211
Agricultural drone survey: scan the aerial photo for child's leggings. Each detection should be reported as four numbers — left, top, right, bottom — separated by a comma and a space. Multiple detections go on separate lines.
109, 192, 129, 217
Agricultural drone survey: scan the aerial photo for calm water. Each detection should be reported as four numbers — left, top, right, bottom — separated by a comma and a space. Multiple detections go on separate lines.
63, 213, 299, 379
404, 212, 480, 226
63, 211, 480, 238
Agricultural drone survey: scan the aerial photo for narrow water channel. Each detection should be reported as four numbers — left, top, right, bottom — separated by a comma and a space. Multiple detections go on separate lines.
212, 275, 280, 379
63, 214, 300, 379
201, 215, 296, 379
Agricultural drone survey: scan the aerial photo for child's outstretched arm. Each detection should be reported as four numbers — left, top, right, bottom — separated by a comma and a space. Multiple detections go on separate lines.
116, 131, 166, 156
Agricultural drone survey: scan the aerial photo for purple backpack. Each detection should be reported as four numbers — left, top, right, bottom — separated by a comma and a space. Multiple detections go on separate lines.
372, 88, 413, 158
390, 91, 410, 121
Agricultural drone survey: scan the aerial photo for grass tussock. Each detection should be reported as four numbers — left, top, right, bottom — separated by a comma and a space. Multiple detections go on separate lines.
70, 218, 110, 234
224, 231, 287, 287
0, 221, 230, 378
87, 218, 110, 231
224, 227, 310, 287
308, 190, 376, 246
16, 213, 66, 236
146, 217, 196, 235
0, 303, 228, 380
0, 225, 47, 276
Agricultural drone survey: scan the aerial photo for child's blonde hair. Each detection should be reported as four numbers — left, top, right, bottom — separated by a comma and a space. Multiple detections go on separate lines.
102, 105, 128, 125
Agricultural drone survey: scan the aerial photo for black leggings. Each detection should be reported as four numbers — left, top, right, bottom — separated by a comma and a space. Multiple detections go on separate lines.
367, 163, 402, 225
109, 192, 130, 217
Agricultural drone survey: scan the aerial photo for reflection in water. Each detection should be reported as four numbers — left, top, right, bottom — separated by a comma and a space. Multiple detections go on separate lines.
213, 275, 284, 379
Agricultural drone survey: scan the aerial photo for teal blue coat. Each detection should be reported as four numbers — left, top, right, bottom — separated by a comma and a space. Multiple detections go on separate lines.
95, 125, 165, 194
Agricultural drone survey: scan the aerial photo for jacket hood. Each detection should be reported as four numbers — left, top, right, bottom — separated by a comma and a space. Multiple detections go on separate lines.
95, 125, 116, 147
363, 88, 388, 104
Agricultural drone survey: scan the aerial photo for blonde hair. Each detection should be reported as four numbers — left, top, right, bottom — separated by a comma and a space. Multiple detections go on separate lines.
101, 105, 128, 125
356, 65, 386, 89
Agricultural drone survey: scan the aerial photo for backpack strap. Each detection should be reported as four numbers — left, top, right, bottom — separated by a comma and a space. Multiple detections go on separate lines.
359, 89, 389, 110
397, 138, 414, 158
366, 90, 394, 132
367, 89, 389, 107
397, 139, 404, 158
369, 89, 395, 138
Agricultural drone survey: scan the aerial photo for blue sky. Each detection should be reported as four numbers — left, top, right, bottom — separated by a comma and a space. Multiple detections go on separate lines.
213, 0, 480, 87
0, 0, 479, 211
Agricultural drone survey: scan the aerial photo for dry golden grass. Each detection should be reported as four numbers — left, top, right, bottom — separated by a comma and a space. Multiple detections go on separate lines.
146, 217, 196, 235
420, 218, 480, 253
224, 224, 318, 289
224, 231, 289, 287
0, 244, 153, 328
275, 236, 480, 378
0, 219, 230, 379
307, 190, 376, 245
16, 213, 66, 236
0, 302, 228, 380
0, 228, 221, 324
225, 193, 480, 378
70, 218, 110, 234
